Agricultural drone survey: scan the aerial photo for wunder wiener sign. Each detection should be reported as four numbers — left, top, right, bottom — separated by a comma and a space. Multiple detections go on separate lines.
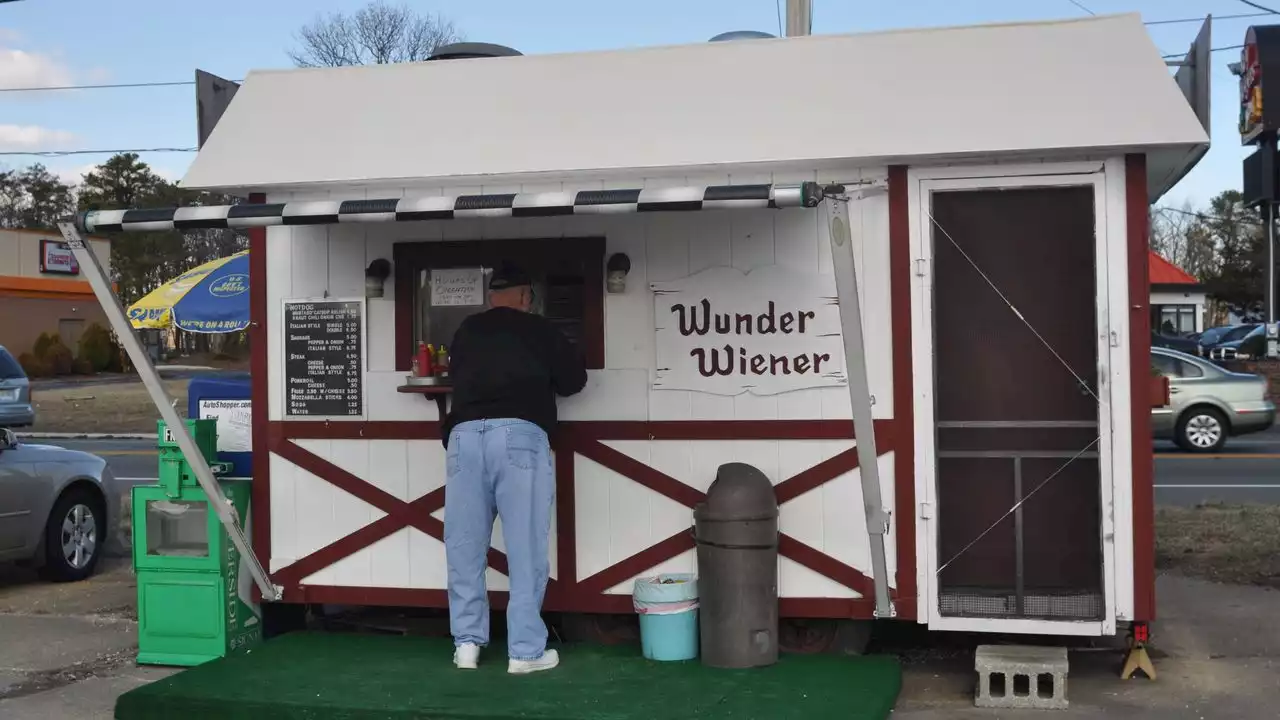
652, 266, 847, 395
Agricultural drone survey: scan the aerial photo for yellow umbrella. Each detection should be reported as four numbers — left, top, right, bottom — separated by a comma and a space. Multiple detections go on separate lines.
126, 251, 250, 332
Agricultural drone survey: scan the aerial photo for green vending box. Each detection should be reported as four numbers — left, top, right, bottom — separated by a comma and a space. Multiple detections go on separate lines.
134, 420, 261, 666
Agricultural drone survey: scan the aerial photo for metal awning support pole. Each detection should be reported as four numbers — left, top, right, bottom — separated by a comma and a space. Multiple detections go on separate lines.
55, 221, 281, 602
822, 187, 895, 618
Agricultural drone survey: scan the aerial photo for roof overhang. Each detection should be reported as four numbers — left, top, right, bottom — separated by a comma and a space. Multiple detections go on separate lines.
181, 13, 1210, 194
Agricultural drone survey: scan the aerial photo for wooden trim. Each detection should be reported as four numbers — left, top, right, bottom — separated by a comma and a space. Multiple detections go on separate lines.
274, 420, 441, 440
774, 446, 861, 505
575, 529, 696, 595
778, 535, 874, 597
888, 164, 919, 617
1126, 154, 1156, 621
554, 439, 577, 590
571, 437, 705, 508
392, 236, 607, 371
272, 418, 891, 442
561, 419, 883, 441
247, 193, 272, 574
267, 439, 516, 588
281, 584, 878, 618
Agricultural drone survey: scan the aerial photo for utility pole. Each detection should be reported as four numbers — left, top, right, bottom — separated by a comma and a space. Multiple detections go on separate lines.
786, 0, 812, 37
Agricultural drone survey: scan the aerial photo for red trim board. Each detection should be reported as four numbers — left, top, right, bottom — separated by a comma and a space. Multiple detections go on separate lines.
1126, 154, 1156, 622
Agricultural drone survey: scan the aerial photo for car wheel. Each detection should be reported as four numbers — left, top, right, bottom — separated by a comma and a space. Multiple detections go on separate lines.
1175, 407, 1228, 453
39, 487, 104, 582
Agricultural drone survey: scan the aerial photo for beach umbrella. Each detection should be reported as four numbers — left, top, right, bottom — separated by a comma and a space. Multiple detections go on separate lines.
127, 251, 250, 332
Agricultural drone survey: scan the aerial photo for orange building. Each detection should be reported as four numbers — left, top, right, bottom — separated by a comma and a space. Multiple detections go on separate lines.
0, 228, 113, 357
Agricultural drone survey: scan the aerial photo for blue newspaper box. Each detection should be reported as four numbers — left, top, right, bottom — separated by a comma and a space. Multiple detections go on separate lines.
187, 373, 252, 477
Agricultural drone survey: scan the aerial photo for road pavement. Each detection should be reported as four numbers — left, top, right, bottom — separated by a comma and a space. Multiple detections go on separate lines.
35, 427, 1280, 506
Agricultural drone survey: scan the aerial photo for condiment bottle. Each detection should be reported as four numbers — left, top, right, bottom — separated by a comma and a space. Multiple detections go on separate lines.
425, 344, 436, 376
416, 342, 430, 377
436, 345, 449, 379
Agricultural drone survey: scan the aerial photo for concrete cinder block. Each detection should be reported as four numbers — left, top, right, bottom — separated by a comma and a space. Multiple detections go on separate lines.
974, 644, 1068, 710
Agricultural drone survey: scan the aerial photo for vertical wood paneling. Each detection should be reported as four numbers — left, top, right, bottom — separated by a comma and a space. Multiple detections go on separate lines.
366, 299, 397, 372
268, 452, 297, 568
265, 197, 293, 422
290, 438, 336, 585
683, 174, 735, 421
367, 440, 411, 587
599, 441, 656, 571
366, 371, 436, 421
858, 168, 894, 418
328, 189, 368, 299
574, 453, 613, 581
407, 441, 447, 589
771, 170, 825, 420
778, 439, 829, 593
600, 181, 653, 370
644, 176, 693, 421
515, 180, 568, 240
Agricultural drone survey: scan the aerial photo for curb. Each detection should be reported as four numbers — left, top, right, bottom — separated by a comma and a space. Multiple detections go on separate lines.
19, 432, 158, 440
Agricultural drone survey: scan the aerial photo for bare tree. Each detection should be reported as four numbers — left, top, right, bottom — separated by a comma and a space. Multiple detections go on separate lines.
289, 1, 462, 67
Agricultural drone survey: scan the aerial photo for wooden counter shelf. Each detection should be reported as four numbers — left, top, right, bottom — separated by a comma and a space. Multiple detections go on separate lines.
397, 382, 452, 416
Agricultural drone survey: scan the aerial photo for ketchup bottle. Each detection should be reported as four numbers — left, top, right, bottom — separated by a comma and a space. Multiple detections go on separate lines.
416, 342, 430, 377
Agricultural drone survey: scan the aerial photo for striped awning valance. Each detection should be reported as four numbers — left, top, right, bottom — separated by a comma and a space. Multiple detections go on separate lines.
78, 182, 830, 234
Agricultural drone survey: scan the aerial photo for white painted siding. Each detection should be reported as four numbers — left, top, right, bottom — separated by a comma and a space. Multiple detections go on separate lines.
265, 167, 897, 600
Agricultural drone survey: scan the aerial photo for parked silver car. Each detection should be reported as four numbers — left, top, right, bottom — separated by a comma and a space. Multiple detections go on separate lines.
1152, 347, 1276, 452
0, 345, 35, 428
0, 429, 122, 581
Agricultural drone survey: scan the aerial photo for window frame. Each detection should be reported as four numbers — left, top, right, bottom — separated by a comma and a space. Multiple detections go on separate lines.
393, 236, 606, 372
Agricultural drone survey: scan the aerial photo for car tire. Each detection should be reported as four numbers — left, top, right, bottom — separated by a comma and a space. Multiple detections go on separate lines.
38, 486, 105, 583
1175, 407, 1228, 454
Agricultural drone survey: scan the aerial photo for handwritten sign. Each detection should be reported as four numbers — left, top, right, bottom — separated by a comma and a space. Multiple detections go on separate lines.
431, 268, 484, 307
652, 266, 846, 396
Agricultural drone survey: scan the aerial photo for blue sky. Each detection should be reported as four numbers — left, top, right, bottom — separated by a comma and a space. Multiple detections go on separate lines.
0, 0, 1265, 207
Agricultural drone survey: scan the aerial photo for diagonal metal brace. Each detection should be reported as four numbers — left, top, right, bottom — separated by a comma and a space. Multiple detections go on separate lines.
55, 221, 281, 602
823, 189, 895, 619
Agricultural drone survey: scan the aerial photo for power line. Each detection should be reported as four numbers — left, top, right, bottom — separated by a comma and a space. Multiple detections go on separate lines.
1162, 43, 1244, 58
1155, 205, 1266, 227
1237, 0, 1280, 15
0, 147, 196, 158
1065, 0, 1095, 16
0, 79, 216, 93
774, 0, 783, 37
1145, 11, 1270, 25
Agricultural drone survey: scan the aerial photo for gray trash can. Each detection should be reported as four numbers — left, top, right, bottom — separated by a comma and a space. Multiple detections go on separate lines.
694, 462, 779, 669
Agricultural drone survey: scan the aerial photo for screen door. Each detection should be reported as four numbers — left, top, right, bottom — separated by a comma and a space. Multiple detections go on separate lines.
929, 185, 1105, 622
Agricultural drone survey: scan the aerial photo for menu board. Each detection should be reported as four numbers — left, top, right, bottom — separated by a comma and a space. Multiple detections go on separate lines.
283, 299, 363, 418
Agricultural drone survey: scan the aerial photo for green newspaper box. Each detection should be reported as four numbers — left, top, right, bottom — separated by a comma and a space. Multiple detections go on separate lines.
133, 420, 261, 666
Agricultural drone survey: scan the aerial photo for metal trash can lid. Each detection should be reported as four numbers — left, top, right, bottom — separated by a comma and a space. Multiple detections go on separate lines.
694, 462, 779, 521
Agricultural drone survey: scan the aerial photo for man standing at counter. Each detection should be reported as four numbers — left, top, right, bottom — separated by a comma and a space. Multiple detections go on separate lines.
442, 264, 588, 674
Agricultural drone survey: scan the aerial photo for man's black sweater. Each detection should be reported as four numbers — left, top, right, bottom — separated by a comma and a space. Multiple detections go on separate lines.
442, 307, 588, 447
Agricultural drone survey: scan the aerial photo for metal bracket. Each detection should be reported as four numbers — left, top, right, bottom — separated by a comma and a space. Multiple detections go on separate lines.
55, 221, 281, 603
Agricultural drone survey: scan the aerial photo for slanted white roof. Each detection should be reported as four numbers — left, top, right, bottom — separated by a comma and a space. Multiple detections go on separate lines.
183, 13, 1207, 197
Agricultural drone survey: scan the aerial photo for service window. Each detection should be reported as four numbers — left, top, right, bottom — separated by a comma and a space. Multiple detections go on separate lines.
393, 237, 605, 370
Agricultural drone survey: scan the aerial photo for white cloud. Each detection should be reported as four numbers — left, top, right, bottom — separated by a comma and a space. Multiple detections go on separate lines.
0, 124, 78, 151
0, 46, 73, 89
55, 163, 98, 186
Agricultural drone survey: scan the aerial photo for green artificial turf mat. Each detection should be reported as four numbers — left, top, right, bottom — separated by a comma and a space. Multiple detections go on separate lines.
116, 632, 901, 720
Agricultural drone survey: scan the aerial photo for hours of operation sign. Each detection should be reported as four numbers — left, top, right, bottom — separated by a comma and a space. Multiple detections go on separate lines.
283, 299, 363, 417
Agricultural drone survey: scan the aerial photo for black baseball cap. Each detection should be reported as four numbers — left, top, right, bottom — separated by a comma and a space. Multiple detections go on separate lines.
489, 263, 531, 291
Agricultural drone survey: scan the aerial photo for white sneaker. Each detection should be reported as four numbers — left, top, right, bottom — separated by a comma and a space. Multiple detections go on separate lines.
453, 643, 480, 669
508, 648, 559, 675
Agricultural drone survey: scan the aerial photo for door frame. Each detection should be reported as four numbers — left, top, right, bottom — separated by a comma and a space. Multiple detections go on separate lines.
907, 161, 1125, 636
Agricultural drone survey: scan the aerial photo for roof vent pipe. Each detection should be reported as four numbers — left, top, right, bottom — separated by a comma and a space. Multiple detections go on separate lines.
427, 42, 523, 61
709, 30, 776, 42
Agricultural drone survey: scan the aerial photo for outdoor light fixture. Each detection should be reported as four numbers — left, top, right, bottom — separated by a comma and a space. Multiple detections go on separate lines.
606, 253, 631, 294
365, 258, 392, 298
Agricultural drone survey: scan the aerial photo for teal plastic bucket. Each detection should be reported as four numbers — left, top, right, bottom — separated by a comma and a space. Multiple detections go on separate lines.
633, 574, 699, 662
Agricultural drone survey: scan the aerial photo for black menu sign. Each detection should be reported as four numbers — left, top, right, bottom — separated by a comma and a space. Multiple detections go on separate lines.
283, 299, 363, 417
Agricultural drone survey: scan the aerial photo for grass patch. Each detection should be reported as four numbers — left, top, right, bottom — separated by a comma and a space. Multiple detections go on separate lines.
1157, 504, 1280, 588
29, 380, 189, 434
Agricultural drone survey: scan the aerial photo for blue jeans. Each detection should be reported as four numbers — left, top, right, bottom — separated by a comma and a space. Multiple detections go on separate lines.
445, 419, 554, 660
